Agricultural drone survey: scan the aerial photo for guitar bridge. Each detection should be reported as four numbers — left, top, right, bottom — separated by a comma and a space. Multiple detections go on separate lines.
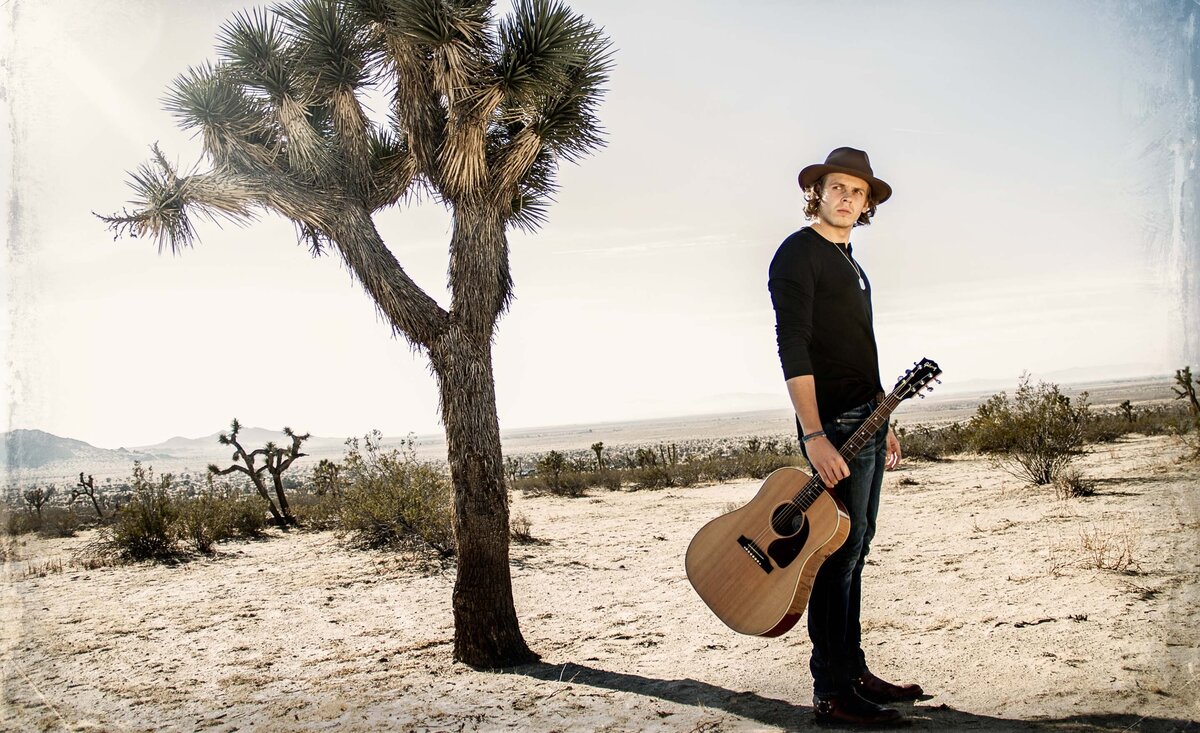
737, 535, 773, 574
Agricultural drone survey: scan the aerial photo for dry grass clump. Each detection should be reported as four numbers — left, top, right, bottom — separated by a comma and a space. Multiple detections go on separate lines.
1048, 522, 1141, 575
1053, 467, 1096, 499
22, 557, 65, 578
0, 536, 21, 563
1078, 522, 1140, 572
510, 511, 535, 544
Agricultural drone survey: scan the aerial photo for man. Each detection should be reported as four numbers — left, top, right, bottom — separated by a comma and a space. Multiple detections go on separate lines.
768, 147, 923, 726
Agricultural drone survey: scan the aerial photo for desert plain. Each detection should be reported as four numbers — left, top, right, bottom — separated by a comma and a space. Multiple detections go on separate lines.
2, 380, 1198, 731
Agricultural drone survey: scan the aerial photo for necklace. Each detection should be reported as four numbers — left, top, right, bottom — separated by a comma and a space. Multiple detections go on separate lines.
834, 242, 866, 290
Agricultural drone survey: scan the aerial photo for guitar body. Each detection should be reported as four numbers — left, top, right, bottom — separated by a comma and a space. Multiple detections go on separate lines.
685, 466, 850, 637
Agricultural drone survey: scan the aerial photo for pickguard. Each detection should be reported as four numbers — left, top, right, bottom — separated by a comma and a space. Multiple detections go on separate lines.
767, 504, 809, 569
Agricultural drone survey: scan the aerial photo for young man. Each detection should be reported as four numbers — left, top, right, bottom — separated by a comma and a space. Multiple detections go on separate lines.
768, 147, 923, 727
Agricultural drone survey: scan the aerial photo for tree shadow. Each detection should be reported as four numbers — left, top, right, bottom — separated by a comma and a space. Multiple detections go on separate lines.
505, 661, 1197, 731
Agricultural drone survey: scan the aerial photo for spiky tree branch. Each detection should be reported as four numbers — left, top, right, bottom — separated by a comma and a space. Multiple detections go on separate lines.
208, 418, 285, 525
72, 473, 105, 518
263, 427, 311, 525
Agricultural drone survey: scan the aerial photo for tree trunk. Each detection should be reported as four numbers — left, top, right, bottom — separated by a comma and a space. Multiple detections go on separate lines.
432, 329, 537, 668
90, 494, 104, 519
250, 475, 285, 526
270, 474, 296, 526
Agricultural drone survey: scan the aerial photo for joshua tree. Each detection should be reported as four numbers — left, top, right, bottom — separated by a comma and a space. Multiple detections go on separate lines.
503, 455, 520, 485
23, 486, 54, 517
536, 450, 566, 490
590, 441, 604, 471
263, 427, 310, 525
72, 473, 105, 518
1174, 366, 1200, 416
97, 0, 611, 666
1119, 400, 1135, 423
208, 418, 284, 525
312, 458, 342, 497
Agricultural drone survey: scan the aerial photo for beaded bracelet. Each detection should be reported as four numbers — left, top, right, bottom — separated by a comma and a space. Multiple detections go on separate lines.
801, 430, 826, 444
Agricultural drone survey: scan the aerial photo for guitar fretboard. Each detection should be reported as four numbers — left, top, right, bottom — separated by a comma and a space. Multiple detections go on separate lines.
791, 391, 904, 511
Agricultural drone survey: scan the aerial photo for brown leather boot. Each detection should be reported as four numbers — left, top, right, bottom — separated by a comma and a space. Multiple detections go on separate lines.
813, 688, 905, 727
853, 670, 924, 703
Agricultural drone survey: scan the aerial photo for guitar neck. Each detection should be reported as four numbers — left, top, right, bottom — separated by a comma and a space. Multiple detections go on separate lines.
836, 391, 903, 464
792, 389, 904, 511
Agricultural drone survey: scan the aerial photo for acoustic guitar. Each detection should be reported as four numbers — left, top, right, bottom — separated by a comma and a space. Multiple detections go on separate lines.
685, 358, 942, 637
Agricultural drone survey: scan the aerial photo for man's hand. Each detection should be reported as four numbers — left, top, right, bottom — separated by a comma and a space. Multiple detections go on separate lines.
886, 429, 902, 470
807, 436, 850, 489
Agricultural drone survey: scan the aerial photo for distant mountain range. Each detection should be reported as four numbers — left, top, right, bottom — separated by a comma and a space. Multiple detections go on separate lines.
1, 427, 348, 472
3, 429, 163, 471
132, 427, 342, 455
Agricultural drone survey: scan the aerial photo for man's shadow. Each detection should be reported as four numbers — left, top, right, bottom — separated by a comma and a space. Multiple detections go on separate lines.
506, 661, 1197, 731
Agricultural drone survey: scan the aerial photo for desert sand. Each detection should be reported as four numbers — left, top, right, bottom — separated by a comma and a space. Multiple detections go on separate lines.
2, 431, 1198, 731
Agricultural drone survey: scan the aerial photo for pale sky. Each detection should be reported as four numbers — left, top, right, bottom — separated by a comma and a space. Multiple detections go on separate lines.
3, 0, 1197, 449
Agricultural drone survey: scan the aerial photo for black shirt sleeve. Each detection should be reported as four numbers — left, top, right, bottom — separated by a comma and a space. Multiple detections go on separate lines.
768, 235, 818, 380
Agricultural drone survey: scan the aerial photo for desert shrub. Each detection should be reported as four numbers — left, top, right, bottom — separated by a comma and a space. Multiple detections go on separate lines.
510, 474, 547, 494
226, 496, 270, 538
174, 493, 233, 554
895, 422, 969, 461
671, 461, 702, 487
547, 470, 588, 498
338, 431, 455, 556
311, 459, 343, 497
92, 463, 181, 562
596, 469, 622, 491
1082, 410, 1132, 444
735, 451, 793, 479
969, 375, 1089, 485
288, 491, 340, 530
36, 507, 80, 538
698, 456, 744, 483
628, 464, 675, 490
3, 506, 40, 536
536, 450, 568, 490
1053, 467, 1096, 499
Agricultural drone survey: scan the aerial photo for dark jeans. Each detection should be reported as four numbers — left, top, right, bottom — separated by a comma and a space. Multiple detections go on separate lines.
799, 400, 887, 698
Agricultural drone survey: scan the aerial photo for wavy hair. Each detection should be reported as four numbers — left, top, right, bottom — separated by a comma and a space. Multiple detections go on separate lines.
803, 175, 878, 227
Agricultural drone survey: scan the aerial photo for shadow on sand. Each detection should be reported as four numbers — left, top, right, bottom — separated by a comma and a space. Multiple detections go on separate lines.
507, 661, 1196, 732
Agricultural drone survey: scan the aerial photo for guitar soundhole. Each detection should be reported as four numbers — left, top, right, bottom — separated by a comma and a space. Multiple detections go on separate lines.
770, 504, 805, 536
767, 505, 808, 569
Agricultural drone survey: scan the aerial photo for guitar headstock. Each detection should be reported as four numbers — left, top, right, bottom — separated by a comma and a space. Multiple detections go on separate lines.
894, 357, 942, 401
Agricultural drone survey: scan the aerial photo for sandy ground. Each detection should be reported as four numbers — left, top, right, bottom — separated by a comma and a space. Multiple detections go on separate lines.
2, 434, 1198, 732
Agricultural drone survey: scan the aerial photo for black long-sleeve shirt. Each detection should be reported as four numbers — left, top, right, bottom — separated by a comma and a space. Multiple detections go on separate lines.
768, 226, 884, 424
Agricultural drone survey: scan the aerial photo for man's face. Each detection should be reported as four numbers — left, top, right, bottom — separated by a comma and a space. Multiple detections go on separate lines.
816, 172, 871, 228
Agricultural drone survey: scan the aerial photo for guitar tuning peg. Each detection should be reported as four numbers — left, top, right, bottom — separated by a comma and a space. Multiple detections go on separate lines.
935, 378, 942, 384
918, 393, 925, 399
926, 386, 934, 392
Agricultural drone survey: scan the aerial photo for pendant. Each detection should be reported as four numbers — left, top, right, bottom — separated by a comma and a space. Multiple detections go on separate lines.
858, 277, 865, 290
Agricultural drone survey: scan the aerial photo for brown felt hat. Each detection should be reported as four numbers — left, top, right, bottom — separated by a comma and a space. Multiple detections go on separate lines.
798, 147, 892, 204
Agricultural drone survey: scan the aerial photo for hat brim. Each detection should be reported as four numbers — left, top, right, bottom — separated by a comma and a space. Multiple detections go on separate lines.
798, 164, 892, 204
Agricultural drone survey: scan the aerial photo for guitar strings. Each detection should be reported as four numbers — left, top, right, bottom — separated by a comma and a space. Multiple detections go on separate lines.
745, 390, 906, 551
746, 392, 899, 549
